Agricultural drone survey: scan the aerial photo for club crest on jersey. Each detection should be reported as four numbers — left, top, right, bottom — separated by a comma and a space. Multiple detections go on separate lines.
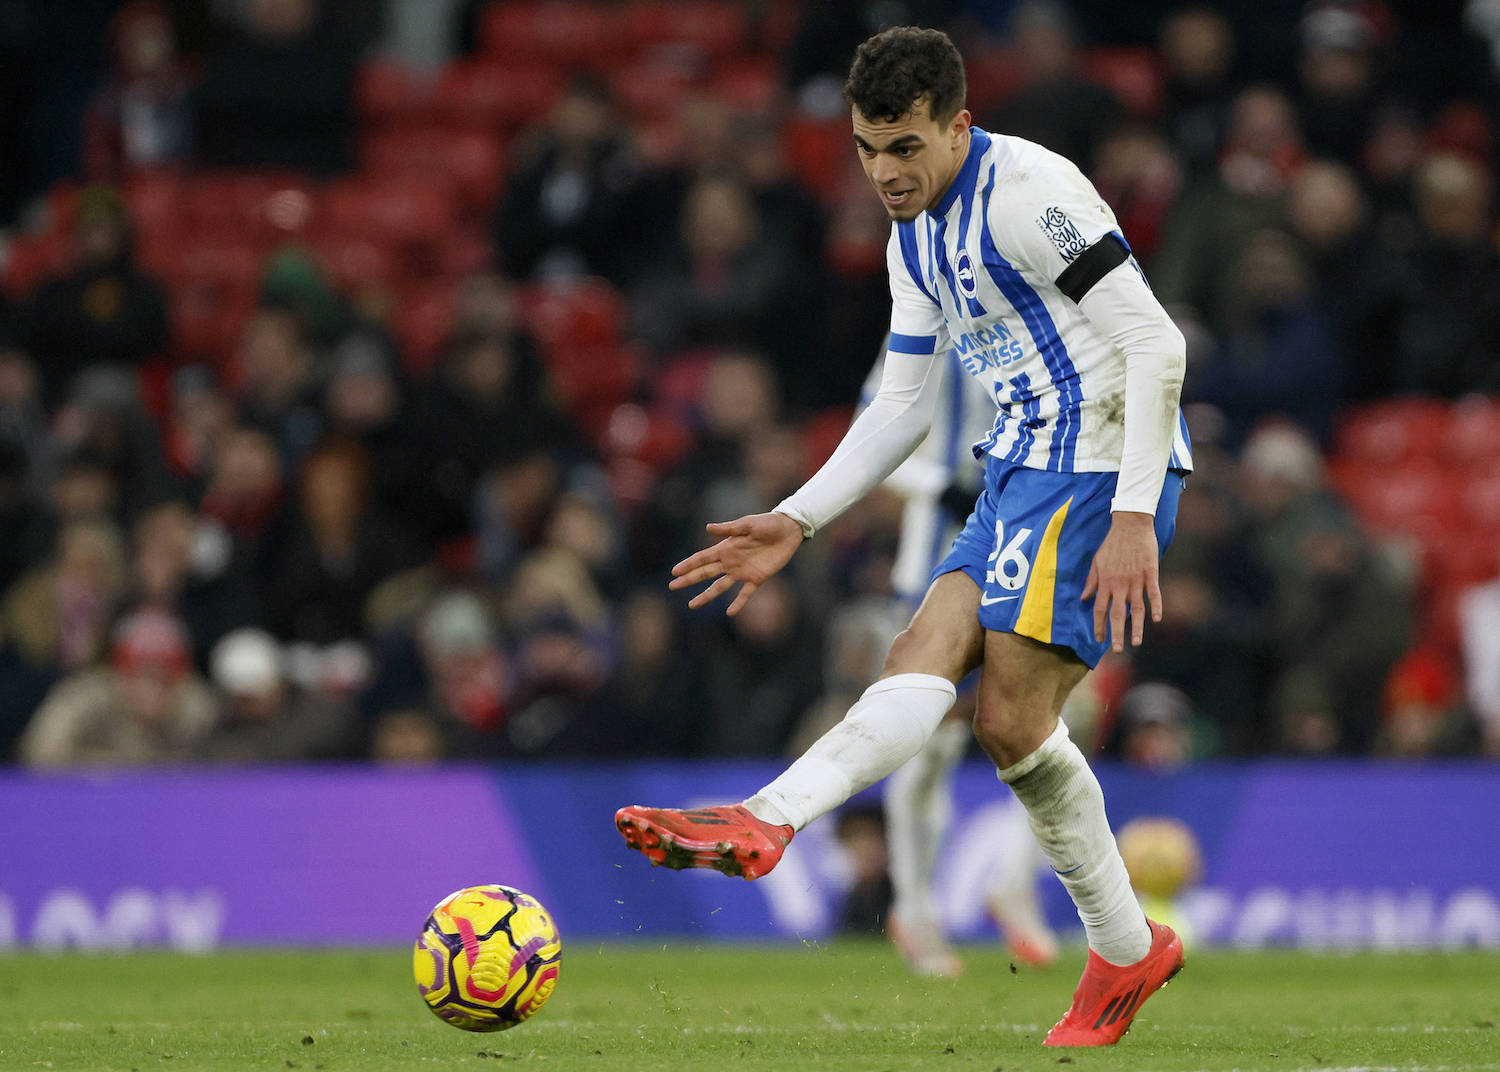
1036, 206, 1088, 262
954, 249, 978, 298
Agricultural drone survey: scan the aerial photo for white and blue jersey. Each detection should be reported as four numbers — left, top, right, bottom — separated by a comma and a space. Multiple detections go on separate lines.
886, 126, 1193, 476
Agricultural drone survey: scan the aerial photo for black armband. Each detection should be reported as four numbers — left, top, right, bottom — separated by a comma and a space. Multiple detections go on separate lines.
1055, 232, 1131, 304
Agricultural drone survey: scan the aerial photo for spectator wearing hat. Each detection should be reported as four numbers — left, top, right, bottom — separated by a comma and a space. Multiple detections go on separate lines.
9, 185, 169, 406
197, 627, 355, 762
16, 606, 216, 767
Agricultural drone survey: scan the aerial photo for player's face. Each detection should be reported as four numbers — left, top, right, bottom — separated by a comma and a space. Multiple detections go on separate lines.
852, 99, 972, 221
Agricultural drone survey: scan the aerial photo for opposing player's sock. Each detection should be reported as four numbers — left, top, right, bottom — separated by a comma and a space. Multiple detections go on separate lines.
885, 718, 968, 924
883, 718, 968, 976
744, 673, 957, 832
985, 798, 1060, 968
998, 721, 1150, 967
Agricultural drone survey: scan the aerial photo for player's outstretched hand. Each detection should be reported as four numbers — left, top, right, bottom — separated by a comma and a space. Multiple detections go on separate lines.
669, 512, 806, 615
1081, 511, 1161, 653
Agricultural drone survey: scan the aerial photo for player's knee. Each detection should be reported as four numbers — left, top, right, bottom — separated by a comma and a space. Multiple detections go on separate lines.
881, 626, 972, 683
971, 699, 1056, 770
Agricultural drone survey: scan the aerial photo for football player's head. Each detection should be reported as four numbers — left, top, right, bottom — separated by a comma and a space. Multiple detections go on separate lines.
845, 27, 971, 221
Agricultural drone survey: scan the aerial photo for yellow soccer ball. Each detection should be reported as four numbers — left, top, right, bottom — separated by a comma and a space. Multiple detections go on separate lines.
413, 884, 562, 1032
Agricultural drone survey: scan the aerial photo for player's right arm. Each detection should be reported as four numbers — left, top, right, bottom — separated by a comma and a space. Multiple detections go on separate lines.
670, 230, 950, 614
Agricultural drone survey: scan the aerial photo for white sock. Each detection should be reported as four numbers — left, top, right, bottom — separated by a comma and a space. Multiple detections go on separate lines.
997, 721, 1150, 966
744, 673, 957, 831
884, 718, 969, 922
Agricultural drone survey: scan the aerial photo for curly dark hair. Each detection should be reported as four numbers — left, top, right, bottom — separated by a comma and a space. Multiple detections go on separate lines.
844, 27, 967, 124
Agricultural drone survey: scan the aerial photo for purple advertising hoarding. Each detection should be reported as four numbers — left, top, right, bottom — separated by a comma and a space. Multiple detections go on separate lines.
1, 761, 1496, 950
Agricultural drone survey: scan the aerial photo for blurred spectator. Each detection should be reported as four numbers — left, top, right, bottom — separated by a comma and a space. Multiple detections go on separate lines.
986, 1, 1123, 174
1382, 152, 1500, 396
199, 423, 291, 578
630, 173, 809, 377
9, 186, 170, 405
1110, 682, 1197, 769
593, 589, 703, 756
494, 75, 643, 285
1239, 422, 1413, 754
366, 589, 512, 758
82, 0, 194, 183
17, 606, 216, 767
1374, 646, 1476, 757
1159, 7, 1238, 179
322, 328, 408, 516
1458, 561, 1500, 756
232, 304, 325, 463
1152, 85, 1306, 336
162, 364, 236, 493
405, 328, 582, 547
1185, 228, 1343, 447
785, 0, 961, 112
193, 0, 358, 174
1, 518, 128, 675
0, 349, 49, 482
1294, 0, 1387, 166
833, 804, 893, 935
694, 573, 823, 755
264, 436, 421, 645
198, 627, 355, 761
48, 365, 177, 518
1092, 122, 1184, 261
0, 437, 48, 596
127, 498, 255, 667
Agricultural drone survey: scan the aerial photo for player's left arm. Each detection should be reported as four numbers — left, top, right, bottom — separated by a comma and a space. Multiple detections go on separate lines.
1074, 259, 1185, 652
998, 164, 1185, 651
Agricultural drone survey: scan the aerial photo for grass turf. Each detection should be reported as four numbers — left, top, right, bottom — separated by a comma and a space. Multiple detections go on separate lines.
1, 943, 1496, 1071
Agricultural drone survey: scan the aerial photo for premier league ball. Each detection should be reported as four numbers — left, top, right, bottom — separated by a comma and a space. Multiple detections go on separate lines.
413, 884, 562, 1032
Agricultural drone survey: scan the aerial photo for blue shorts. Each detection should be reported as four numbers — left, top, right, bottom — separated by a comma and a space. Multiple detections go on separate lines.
931, 456, 1185, 668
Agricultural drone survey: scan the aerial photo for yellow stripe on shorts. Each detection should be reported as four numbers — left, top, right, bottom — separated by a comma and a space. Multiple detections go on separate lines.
1014, 496, 1073, 644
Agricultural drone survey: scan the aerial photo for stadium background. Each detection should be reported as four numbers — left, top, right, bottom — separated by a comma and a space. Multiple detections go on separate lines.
0, 0, 1497, 951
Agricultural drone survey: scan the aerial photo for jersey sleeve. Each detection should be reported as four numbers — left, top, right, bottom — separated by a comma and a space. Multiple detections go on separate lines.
988, 159, 1126, 297
885, 226, 951, 357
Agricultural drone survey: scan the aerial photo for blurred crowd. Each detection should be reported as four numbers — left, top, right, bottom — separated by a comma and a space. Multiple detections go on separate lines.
0, 0, 1496, 768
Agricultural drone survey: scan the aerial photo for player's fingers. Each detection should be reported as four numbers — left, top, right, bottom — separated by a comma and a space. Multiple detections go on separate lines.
1081, 560, 1099, 602
1091, 586, 1107, 643
1148, 567, 1163, 622
1130, 581, 1146, 646
671, 546, 722, 577
704, 519, 749, 537
667, 562, 722, 589
1109, 583, 1128, 653
686, 574, 737, 609
726, 580, 759, 617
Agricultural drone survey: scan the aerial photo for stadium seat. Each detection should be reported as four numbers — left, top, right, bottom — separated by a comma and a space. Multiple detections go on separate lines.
355, 58, 432, 129
478, 0, 621, 69
801, 405, 856, 477
1459, 466, 1500, 530
391, 282, 458, 378
361, 128, 506, 217
1081, 47, 1166, 116
1335, 459, 1459, 535
0, 230, 70, 298
324, 177, 457, 252
609, 60, 698, 123
545, 341, 641, 440
516, 278, 627, 352
783, 113, 860, 204
123, 170, 186, 240
1334, 398, 1449, 467
964, 45, 1025, 114
311, 233, 401, 294
1442, 395, 1500, 469
170, 280, 256, 362
433, 59, 567, 133
169, 236, 264, 292
619, 1, 748, 59
711, 57, 783, 115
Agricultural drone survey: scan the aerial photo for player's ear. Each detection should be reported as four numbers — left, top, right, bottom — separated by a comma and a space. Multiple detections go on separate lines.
949, 109, 971, 146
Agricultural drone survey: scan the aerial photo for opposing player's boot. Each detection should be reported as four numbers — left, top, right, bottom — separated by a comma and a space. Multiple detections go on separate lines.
1043, 919, 1183, 1047
987, 888, 1060, 969
886, 910, 964, 978
614, 804, 793, 880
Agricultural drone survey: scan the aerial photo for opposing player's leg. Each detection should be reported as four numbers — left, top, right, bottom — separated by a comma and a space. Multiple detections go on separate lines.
983, 787, 1059, 968
884, 704, 970, 977
616, 571, 985, 879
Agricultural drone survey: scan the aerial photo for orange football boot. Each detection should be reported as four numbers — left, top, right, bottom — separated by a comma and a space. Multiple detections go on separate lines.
1043, 919, 1183, 1046
614, 804, 794, 879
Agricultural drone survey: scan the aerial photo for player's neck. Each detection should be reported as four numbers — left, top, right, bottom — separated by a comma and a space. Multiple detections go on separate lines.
926, 127, 973, 216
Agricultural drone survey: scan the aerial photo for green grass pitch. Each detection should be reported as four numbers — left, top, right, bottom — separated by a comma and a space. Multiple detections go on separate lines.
2, 943, 1496, 1071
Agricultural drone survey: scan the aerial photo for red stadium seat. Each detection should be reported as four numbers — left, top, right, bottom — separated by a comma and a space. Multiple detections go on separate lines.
619, 1, 748, 59
1, 231, 70, 298
324, 177, 457, 252
1421, 526, 1500, 592
312, 233, 401, 293
170, 280, 256, 362
801, 406, 856, 477
478, 1, 621, 69
1460, 465, 1500, 530
1081, 47, 1166, 116
169, 236, 264, 291
362, 128, 506, 216
517, 278, 626, 352
1443, 395, 1500, 470
356, 58, 433, 128
545, 342, 641, 439
965, 45, 1025, 114
391, 282, 458, 378
1336, 459, 1460, 535
123, 170, 186, 240
609, 60, 698, 123
712, 58, 783, 115
433, 59, 567, 133
783, 113, 859, 204
1334, 398, 1449, 468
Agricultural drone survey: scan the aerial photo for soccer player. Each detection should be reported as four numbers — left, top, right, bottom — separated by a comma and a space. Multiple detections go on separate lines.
616, 27, 1191, 1046
863, 344, 1059, 978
